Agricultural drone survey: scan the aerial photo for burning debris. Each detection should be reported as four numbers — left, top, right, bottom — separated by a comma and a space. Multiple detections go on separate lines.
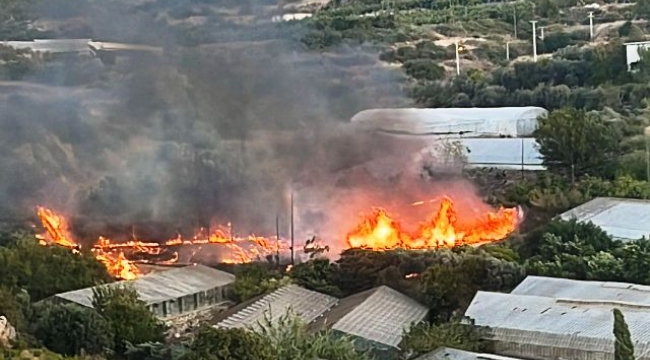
36, 206, 290, 280
36, 194, 522, 280
346, 196, 522, 250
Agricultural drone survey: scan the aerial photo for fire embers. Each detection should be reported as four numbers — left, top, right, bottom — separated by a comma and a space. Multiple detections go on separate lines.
346, 197, 521, 250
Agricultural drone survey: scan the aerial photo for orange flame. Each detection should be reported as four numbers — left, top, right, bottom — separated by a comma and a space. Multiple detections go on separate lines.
36, 207, 290, 279
346, 196, 521, 250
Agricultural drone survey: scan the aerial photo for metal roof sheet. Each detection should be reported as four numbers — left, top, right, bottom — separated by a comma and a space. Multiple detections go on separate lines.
331, 286, 429, 348
215, 285, 338, 330
351, 107, 548, 137
559, 197, 650, 241
465, 291, 650, 355
512, 276, 650, 305
415, 347, 524, 360
54, 264, 235, 307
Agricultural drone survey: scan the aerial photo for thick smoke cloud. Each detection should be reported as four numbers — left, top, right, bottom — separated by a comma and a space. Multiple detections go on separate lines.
2, 0, 414, 243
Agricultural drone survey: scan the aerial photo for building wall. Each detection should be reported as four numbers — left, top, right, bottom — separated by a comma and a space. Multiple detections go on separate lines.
491, 340, 650, 360
148, 283, 234, 319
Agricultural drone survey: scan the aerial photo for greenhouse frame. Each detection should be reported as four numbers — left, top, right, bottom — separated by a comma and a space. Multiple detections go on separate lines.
465, 291, 650, 360
350, 107, 548, 138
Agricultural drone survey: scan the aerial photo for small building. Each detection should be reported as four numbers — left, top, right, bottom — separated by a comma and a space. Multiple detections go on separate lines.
49, 264, 235, 319
624, 41, 650, 71
350, 107, 548, 138
465, 291, 650, 360
415, 347, 524, 360
214, 284, 339, 330
512, 276, 650, 305
559, 197, 650, 242
309, 286, 429, 360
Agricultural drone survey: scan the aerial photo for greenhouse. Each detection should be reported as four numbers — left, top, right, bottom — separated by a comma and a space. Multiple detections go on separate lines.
309, 286, 429, 360
461, 138, 543, 170
559, 197, 650, 242
465, 291, 650, 360
350, 107, 548, 138
512, 276, 650, 304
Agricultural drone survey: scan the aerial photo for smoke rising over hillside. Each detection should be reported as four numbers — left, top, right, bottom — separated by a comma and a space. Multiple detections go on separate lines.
1, 0, 414, 242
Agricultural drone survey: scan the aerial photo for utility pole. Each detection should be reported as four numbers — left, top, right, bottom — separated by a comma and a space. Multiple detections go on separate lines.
540, 26, 545, 40
506, 40, 511, 61
588, 12, 595, 40
455, 40, 461, 75
275, 215, 280, 266
530, 20, 538, 62
513, 5, 518, 38
290, 190, 295, 267
643, 126, 650, 181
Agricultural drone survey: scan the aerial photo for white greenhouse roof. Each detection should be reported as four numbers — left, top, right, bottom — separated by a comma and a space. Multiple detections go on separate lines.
54, 264, 234, 308
329, 286, 428, 348
466, 291, 650, 356
215, 285, 338, 330
351, 107, 548, 138
559, 197, 650, 241
461, 138, 544, 170
512, 276, 650, 305
4, 39, 92, 54
415, 347, 524, 360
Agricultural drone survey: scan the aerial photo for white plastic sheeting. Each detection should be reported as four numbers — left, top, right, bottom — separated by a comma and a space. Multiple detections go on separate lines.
559, 197, 650, 241
351, 107, 548, 137
513, 276, 650, 304
466, 291, 650, 359
461, 138, 544, 170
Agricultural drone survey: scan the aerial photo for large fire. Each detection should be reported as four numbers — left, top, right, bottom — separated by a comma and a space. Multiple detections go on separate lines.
35, 196, 521, 280
36, 206, 289, 280
346, 197, 521, 250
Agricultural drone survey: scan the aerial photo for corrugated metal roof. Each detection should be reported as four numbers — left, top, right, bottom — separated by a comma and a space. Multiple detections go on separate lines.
415, 347, 524, 360
215, 285, 338, 330
559, 197, 650, 241
512, 276, 650, 305
54, 264, 235, 308
329, 286, 429, 348
465, 291, 650, 355
351, 107, 547, 138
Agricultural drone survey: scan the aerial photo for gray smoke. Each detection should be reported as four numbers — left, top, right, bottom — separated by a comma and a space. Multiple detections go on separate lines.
1, 0, 413, 242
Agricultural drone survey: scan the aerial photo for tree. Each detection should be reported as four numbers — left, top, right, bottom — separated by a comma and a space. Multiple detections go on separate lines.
289, 259, 343, 297
232, 263, 291, 302
419, 264, 474, 322
181, 314, 369, 360
400, 320, 486, 359
31, 303, 114, 356
0, 239, 112, 301
613, 308, 634, 360
257, 312, 368, 360
418, 253, 524, 321
92, 285, 166, 354
534, 108, 621, 181
0, 287, 26, 333
180, 326, 272, 360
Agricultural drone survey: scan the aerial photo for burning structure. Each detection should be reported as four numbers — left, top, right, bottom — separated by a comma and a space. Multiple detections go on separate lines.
36, 206, 291, 280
